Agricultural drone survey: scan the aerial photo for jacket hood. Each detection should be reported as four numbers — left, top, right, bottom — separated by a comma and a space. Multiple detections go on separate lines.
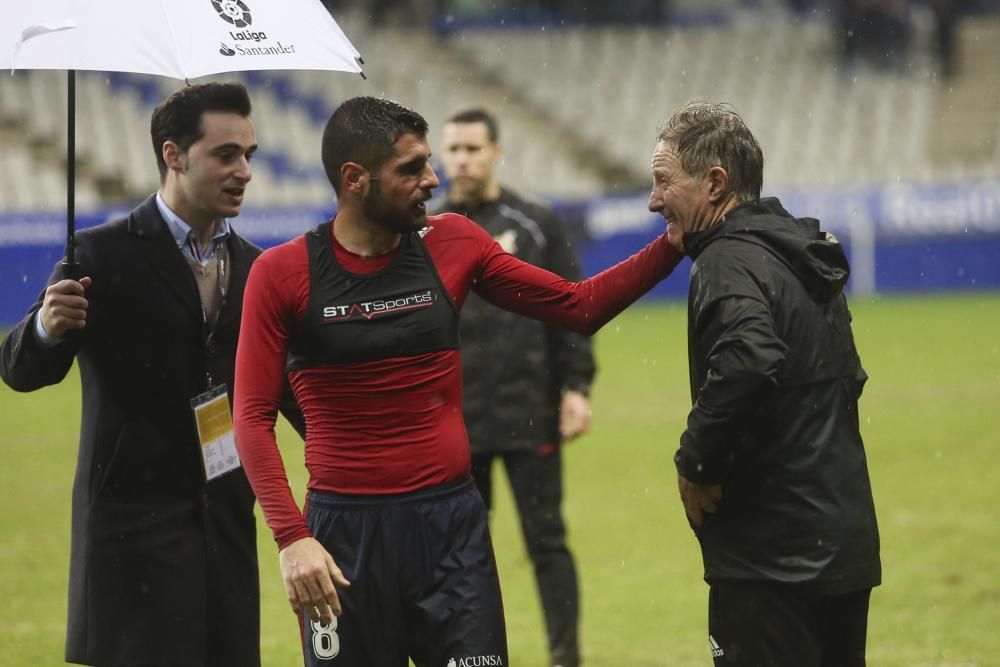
685, 197, 850, 302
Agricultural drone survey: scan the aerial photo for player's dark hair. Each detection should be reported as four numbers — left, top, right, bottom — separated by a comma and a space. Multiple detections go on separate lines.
322, 96, 429, 195
150, 82, 252, 181
657, 99, 764, 202
445, 108, 500, 142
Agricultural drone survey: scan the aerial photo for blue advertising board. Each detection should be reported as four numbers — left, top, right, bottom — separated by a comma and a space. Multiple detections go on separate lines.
2, 183, 1000, 326
580, 182, 1000, 299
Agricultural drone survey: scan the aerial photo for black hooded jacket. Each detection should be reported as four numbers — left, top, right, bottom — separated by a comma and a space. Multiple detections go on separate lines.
676, 197, 881, 594
434, 188, 595, 452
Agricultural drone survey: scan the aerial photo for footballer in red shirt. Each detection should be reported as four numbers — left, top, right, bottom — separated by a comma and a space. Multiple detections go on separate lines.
233, 97, 681, 667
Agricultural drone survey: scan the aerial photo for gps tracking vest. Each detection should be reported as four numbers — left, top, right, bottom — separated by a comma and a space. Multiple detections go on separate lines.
286, 222, 459, 369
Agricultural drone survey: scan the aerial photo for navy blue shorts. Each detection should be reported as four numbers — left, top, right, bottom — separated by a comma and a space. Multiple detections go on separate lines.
300, 477, 508, 667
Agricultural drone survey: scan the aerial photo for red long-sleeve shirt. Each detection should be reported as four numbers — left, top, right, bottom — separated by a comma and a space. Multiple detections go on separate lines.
234, 213, 680, 548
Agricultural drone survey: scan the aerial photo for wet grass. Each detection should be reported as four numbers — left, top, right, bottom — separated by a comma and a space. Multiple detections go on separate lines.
1, 291, 998, 666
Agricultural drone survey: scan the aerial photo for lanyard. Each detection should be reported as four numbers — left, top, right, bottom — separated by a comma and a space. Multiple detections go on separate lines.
201, 245, 228, 389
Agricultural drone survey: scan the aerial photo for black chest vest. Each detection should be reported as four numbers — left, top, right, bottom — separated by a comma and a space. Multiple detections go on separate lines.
287, 222, 459, 369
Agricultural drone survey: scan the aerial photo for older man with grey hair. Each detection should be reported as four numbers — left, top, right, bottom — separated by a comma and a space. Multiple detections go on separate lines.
648, 100, 881, 666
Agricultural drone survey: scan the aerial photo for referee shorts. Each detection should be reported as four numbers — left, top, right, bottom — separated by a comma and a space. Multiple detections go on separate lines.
301, 477, 508, 667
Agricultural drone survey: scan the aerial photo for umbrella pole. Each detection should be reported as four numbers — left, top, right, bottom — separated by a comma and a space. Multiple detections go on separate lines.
62, 69, 81, 280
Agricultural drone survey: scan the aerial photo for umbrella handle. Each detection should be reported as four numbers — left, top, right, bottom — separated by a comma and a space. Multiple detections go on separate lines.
58, 258, 83, 344
60, 260, 82, 281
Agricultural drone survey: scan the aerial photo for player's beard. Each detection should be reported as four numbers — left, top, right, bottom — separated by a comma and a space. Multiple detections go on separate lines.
364, 180, 427, 234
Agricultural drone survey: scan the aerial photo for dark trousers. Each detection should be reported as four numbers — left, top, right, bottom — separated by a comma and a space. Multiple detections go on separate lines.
708, 580, 872, 667
473, 447, 580, 667
302, 478, 508, 667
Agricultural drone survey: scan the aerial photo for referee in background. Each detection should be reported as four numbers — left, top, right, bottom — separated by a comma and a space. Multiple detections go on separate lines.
434, 108, 595, 667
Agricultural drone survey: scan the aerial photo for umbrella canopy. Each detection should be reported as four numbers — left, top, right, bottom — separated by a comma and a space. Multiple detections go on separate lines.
4, 0, 361, 78
1, 0, 362, 272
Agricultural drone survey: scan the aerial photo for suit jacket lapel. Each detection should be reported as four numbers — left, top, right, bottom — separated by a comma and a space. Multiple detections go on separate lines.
128, 195, 203, 321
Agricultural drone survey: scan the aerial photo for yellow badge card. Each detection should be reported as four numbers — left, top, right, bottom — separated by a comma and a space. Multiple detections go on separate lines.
191, 385, 241, 481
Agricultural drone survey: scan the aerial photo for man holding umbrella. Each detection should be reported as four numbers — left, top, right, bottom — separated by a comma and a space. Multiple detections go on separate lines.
0, 82, 303, 667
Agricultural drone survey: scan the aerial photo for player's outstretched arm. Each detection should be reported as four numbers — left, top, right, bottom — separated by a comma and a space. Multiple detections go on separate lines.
473, 228, 682, 336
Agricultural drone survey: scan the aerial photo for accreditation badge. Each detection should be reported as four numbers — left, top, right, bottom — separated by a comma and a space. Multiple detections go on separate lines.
190, 384, 242, 481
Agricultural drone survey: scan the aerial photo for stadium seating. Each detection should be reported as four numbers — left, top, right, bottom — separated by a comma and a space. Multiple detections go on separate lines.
0, 5, 996, 212
450, 10, 998, 189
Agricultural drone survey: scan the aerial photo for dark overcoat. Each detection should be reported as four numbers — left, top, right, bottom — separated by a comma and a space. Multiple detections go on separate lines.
0, 195, 288, 666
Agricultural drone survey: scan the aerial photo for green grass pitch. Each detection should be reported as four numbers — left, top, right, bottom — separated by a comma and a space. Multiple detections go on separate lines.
1, 292, 998, 666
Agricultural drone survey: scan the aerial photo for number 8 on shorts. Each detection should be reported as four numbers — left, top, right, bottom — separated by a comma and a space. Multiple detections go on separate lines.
311, 618, 340, 660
